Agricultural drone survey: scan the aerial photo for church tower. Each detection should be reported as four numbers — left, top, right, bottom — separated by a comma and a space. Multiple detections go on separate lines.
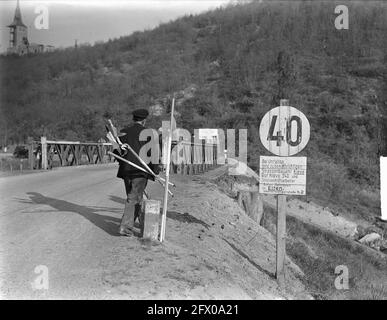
7, 0, 29, 54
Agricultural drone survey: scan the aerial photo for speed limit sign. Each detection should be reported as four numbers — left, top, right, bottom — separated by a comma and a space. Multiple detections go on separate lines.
259, 104, 310, 156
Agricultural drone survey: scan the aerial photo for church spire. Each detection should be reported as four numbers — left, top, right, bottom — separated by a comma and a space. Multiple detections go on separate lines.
8, 0, 27, 28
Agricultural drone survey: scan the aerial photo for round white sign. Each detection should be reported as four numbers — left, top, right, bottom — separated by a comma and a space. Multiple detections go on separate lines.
259, 106, 310, 156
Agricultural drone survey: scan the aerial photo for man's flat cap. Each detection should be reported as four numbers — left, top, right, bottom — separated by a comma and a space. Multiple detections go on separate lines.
132, 108, 149, 121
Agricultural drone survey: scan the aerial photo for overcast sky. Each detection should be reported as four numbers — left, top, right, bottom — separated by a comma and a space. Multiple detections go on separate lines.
0, 0, 230, 53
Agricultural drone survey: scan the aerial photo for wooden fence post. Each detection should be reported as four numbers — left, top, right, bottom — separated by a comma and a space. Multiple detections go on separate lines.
254, 192, 264, 225
28, 143, 35, 170
237, 191, 243, 207
41, 136, 48, 170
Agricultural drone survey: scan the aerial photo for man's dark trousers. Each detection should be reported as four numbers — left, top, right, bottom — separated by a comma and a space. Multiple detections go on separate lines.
120, 176, 148, 231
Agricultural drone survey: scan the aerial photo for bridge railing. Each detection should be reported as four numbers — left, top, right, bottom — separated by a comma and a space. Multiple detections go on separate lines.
28, 136, 221, 174
28, 137, 114, 170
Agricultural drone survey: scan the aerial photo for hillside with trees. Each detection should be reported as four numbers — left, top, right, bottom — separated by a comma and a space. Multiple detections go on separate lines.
1, 0, 386, 219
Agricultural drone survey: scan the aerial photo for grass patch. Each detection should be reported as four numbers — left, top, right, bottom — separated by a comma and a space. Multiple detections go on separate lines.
262, 205, 387, 300
306, 158, 381, 223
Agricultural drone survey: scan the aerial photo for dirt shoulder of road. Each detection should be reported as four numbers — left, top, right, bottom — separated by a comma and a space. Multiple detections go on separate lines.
100, 168, 311, 300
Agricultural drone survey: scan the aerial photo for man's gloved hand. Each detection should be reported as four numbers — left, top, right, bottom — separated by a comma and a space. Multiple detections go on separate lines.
121, 143, 130, 151
109, 140, 127, 156
118, 143, 129, 156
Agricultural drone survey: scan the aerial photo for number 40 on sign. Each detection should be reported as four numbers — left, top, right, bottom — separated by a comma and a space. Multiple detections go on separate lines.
259, 105, 310, 157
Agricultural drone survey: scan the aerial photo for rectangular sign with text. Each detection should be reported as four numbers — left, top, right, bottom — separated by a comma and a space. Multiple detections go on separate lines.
259, 156, 307, 195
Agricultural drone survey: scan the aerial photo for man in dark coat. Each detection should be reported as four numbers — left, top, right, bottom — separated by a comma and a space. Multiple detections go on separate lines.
114, 108, 160, 236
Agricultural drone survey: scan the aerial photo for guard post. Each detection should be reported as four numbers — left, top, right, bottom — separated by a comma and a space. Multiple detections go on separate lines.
142, 199, 161, 240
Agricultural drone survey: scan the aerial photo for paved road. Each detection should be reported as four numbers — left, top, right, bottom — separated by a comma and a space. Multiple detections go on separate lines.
0, 164, 162, 299
0, 163, 311, 300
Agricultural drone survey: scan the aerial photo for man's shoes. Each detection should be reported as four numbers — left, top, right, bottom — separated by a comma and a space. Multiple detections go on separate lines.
119, 227, 133, 237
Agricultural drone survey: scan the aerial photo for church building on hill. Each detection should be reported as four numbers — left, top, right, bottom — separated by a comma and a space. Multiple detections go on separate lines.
7, 0, 53, 55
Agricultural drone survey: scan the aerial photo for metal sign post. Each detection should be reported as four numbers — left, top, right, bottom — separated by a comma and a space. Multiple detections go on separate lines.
259, 99, 310, 286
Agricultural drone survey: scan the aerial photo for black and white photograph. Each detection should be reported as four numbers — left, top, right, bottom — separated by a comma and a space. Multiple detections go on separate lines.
0, 0, 386, 304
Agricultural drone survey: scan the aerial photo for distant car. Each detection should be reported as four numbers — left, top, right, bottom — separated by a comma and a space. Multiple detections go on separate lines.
13, 145, 29, 159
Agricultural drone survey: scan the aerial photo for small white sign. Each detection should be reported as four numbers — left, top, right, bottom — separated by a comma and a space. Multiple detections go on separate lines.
259, 156, 307, 195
